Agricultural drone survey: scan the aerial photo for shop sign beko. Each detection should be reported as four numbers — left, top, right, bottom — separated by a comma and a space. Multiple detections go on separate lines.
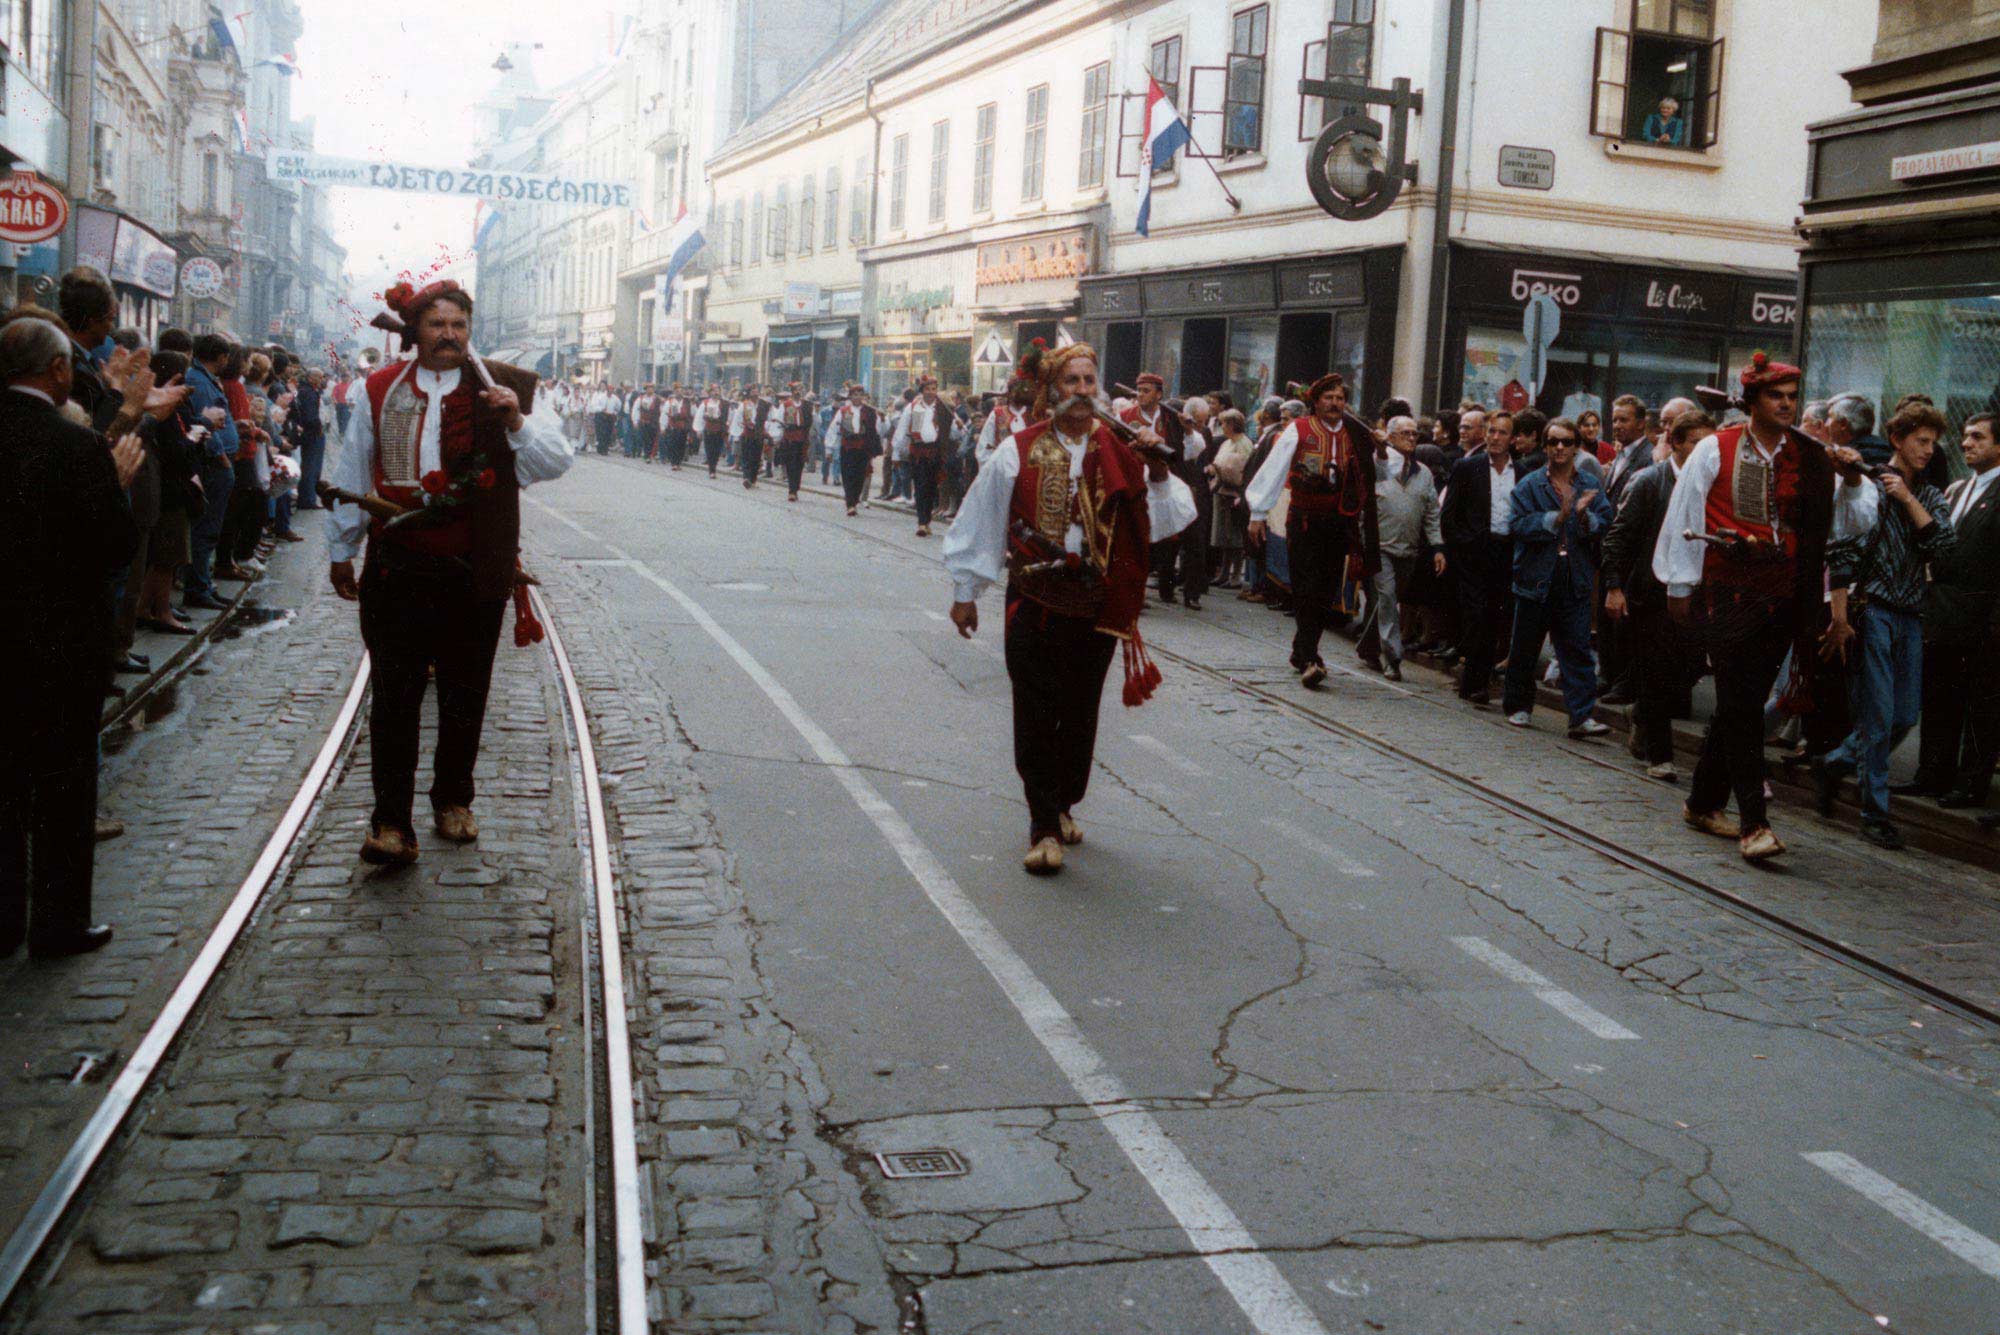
1277, 258, 1365, 307
1457, 250, 1618, 320
974, 226, 1093, 301
1734, 283, 1798, 330
1891, 140, 2000, 182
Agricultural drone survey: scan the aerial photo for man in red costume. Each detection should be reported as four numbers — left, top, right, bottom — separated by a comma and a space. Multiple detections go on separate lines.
1652, 352, 1876, 862
824, 382, 883, 516
943, 343, 1197, 875
326, 279, 573, 866
1244, 373, 1381, 688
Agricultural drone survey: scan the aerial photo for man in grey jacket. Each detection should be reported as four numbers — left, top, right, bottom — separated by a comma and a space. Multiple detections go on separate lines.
1358, 416, 1444, 681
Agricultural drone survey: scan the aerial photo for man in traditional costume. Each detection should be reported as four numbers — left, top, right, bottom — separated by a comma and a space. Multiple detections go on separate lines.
894, 375, 954, 537
698, 383, 729, 476
631, 383, 663, 463
1120, 373, 1211, 606
975, 369, 1037, 467
824, 382, 882, 516
770, 382, 813, 502
663, 384, 693, 470
944, 343, 1197, 875
730, 384, 770, 487
1653, 352, 1877, 862
1245, 373, 1381, 688
326, 279, 573, 866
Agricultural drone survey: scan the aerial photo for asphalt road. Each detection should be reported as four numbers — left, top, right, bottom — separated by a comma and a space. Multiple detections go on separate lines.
530, 454, 2000, 1335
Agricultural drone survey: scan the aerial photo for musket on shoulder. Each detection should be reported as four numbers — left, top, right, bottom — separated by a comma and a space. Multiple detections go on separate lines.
1051, 395, 1178, 464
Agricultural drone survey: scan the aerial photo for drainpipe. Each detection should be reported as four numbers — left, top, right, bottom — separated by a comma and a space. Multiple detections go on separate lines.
1420, 0, 1466, 406
864, 74, 882, 247
59, 0, 101, 272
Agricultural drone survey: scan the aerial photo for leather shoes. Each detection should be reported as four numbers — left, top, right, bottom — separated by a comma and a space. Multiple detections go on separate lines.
1739, 826, 1787, 862
1858, 817, 1905, 851
113, 654, 149, 674
433, 805, 479, 843
359, 824, 420, 866
1023, 836, 1065, 876
1938, 788, 1989, 810
95, 817, 125, 842
30, 925, 114, 960
1811, 758, 1846, 816
182, 591, 230, 612
1058, 812, 1083, 846
1683, 805, 1740, 840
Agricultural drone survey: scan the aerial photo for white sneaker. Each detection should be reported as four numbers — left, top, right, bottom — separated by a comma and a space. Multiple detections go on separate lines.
1646, 763, 1678, 780
1569, 719, 1612, 739
1507, 711, 1532, 728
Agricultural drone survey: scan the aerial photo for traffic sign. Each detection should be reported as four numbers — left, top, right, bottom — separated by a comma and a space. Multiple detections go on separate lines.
1521, 292, 1561, 396
0, 172, 69, 244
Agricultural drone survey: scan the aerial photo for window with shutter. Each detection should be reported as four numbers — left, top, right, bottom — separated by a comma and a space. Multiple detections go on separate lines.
1592, 1, 1721, 151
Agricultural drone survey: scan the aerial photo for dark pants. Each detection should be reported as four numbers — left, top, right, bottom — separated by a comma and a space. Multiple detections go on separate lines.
740, 438, 765, 486
0, 657, 108, 951
1689, 608, 1794, 830
1455, 534, 1514, 697
665, 427, 689, 467
1287, 509, 1352, 670
911, 455, 941, 526
1631, 602, 1695, 765
1502, 577, 1598, 725
358, 556, 508, 836
222, 460, 267, 564
593, 414, 615, 454
299, 435, 326, 507
1005, 599, 1119, 841
841, 450, 873, 507
777, 441, 808, 496
187, 455, 234, 597
639, 424, 660, 461
1917, 643, 2000, 800
1152, 499, 1212, 603
703, 430, 726, 475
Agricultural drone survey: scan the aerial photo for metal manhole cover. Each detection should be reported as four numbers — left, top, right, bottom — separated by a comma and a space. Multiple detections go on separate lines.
875, 1149, 968, 1179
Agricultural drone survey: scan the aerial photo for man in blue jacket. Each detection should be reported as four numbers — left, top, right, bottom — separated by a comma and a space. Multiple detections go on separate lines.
181, 333, 239, 612
1502, 418, 1614, 736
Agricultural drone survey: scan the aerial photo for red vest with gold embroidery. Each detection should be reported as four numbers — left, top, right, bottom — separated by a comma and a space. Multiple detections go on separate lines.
1702, 424, 1804, 589
1286, 415, 1360, 516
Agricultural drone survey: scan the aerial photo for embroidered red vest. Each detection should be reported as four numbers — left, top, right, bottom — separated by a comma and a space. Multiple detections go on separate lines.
839, 404, 879, 451
1702, 425, 1804, 590
776, 400, 810, 447
700, 398, 727, 433
364, 360, 526, 599
1287, 415, 1358, 516
666, 397, 692, 429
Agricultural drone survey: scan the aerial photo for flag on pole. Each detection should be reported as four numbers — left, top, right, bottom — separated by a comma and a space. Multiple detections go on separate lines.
208, 7, 249, 64
473, 200, 503, 251
1136, 76, 1193, 238
611, 14, 637, 59
256, 51, 300, 76
658, 204, 706, 300
233, 107, 253, 153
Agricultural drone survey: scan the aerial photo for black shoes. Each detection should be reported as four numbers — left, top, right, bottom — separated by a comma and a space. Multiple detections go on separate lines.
1859, 817, 1905, 850
29, 925, 114, 960
1811, 759, 1844, 816
1939, 788, 1990, 809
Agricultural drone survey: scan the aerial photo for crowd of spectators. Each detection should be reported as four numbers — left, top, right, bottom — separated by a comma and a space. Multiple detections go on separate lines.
2, 265, 340, 960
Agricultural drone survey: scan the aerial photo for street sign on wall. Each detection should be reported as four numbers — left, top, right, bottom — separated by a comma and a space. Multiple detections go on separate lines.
1498, 146, 1555, 190
0, 172, 69, 244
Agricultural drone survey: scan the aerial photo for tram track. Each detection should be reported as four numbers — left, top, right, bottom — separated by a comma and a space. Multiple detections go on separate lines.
0, 587, 653, 1333
577, 453, 2000, 1039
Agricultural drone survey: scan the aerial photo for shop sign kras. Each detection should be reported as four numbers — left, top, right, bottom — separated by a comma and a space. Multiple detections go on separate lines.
974, 226, 1094, 304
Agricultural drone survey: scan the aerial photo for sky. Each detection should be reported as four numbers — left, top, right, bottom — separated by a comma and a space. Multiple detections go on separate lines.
290, 0, 630, 300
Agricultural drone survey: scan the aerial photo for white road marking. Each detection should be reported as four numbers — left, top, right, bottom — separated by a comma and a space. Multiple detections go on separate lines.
1130, 733, 1205, 776
1450, 936, 1640, 1041
1259, 816, 1378, 878
528, 501, 1332, 1335
1804, 1152, 2000, 1280
920, 609, 949, 622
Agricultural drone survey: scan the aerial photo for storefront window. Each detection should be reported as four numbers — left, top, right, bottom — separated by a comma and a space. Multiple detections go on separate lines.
1227, 315, 1278, 410
1807, 294, 2000, 474
1613, 330, 1717, 421
1461, 323, 1612, 418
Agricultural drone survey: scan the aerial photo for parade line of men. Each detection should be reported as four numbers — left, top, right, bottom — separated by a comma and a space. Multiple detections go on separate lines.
330, 329, 1920, 880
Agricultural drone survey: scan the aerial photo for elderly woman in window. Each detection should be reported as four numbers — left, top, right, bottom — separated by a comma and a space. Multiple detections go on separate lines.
1642, 96, 1686, 147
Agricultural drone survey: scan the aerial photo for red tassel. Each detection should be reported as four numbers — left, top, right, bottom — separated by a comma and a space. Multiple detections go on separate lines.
512, 576, 545, 648
1119, 630, 1164, 707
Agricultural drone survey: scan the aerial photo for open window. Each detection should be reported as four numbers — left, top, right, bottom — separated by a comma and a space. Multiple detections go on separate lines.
1592, 1, 1723, 151
1299, 0, 1376, 139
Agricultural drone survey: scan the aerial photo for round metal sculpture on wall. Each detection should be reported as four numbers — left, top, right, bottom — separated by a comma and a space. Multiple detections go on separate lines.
1307, 114, 1402, 221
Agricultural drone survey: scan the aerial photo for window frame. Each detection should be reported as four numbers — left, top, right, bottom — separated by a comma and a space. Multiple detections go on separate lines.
770, 181, 789, 258
799, 173, 816, 255
824, 164, 841, 249
850, 154, 870, 243
1078, 62, 1110, 190
973, 102, 997, 213
749, 191, 763, 265
929, 118, 950, 224
1148, 36, 1183, 177
889, 132, 909, 231
1022, 83, 1050, 204
1223, 4, 1269, 159
1591, 22, 1725, 151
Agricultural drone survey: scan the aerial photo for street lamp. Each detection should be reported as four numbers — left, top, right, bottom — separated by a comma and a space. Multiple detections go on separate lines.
1297, 75, 1422, 222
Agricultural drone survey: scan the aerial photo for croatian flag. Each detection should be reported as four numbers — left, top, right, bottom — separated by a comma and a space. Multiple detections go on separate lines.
233, 107, 253, 153
473, 200, 503, 251
1136, 76, 1193, 238
256, 51, 300, 77
658, 204, 705, 300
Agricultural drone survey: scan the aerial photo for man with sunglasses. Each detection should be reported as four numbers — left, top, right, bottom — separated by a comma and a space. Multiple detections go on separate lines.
1501, 419, 1614, 737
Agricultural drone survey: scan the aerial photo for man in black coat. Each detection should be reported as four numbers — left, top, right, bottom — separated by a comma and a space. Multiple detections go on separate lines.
0, 317, 146, 959
1439, 420, 1520, 704
1915, 412, 2000, 806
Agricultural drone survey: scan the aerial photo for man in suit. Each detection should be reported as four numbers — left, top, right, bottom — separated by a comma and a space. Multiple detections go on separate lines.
1440, 414, 1518, 704
0, 318, 150, 958
1915, 412, 2000, 807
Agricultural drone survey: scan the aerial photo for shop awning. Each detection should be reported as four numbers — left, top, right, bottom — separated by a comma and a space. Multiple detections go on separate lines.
485, 346, 527, 366
534, 351, 556, 375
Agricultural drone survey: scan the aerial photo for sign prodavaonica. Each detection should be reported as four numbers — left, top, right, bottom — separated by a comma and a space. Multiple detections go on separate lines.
267, 151, 634, 208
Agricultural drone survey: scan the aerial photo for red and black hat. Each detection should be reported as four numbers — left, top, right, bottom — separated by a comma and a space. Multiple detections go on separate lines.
1135, 372, 1166, 391
1739, 350, 1803, 390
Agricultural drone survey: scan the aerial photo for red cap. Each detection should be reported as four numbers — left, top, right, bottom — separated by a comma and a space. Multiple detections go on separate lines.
1135, 372, 1165, 391
1739, 350, 1803, 390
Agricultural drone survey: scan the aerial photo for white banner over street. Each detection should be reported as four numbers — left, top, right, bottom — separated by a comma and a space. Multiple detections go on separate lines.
266, 150, 634, 208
